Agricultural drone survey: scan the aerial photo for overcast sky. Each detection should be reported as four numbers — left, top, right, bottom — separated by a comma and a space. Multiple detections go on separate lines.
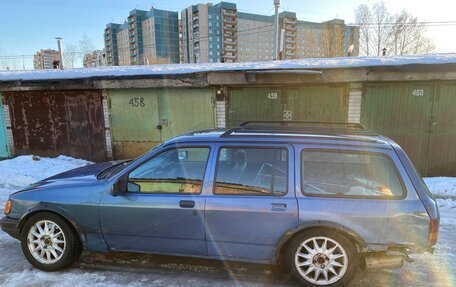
1, 0, 455, 68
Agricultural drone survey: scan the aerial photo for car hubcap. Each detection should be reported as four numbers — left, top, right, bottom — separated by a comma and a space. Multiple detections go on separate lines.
294, 236, 348, 285
27, 220, 66, 264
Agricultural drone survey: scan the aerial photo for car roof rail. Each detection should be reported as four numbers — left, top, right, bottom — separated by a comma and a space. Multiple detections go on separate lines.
221, 121, 377, 138
238, 121, 366, 130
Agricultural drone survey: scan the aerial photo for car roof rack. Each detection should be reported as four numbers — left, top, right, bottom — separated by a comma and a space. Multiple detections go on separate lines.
221, 121, 378, 139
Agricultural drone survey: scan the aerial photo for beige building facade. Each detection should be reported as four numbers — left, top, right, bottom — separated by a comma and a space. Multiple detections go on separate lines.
181, 2, 359, 63
33, 49, 60, 69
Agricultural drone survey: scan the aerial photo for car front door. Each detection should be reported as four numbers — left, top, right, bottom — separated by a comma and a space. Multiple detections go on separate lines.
99, 144, 213, 255
204, 143, 299, 262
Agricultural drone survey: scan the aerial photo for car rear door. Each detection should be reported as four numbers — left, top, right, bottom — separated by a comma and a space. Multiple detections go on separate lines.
99, 143, 215, 255
204, 142, 298, 262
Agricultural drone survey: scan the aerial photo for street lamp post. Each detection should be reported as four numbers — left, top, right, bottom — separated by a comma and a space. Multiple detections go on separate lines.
55, 37, 64, 69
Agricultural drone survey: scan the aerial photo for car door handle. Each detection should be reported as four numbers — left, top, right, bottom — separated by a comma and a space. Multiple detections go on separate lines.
270, 203, 287, 211
179, 200, 195, 208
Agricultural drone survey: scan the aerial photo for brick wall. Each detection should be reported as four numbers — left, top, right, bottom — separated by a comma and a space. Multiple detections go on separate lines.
102, 90, 113, 159
216, 100, 226, 128
348, 83, 362, 123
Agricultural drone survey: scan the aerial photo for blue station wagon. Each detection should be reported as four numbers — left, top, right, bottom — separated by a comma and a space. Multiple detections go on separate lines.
1, 121, 440, 287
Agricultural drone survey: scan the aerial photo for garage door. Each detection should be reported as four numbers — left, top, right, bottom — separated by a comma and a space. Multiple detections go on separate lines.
0, 93, 9, 158
362, 82, 456, 176
426, 83, 456, 176
5, 90, 106, 161
227, 85, 348, 127
109, 88, 215, 159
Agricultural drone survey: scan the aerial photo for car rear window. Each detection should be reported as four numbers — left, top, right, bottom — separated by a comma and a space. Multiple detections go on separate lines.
301, 150, 405, 198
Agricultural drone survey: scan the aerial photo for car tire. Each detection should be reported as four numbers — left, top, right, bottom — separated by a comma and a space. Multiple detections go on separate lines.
20, 212, 82, 271
285, 228, 358, 287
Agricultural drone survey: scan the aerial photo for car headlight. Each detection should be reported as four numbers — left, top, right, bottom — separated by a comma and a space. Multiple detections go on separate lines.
4, 200, 11, 215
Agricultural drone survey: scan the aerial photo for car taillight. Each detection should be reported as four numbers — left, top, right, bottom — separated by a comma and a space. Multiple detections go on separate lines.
428, 218, 439, 246
4, 200, 11, 215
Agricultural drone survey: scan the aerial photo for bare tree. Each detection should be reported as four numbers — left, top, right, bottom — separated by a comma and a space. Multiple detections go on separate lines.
63, 43, 79, 68
354, 1, 435, 56
79, 34, 95, 56
371, 1, 393, 56
355, 4, 372, 56
388, 11, 435, 55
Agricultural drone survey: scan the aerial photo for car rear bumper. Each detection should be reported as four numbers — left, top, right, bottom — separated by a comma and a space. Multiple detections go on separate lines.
0, 216, 20, 240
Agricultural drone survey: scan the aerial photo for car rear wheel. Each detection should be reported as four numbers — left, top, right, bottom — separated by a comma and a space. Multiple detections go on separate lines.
285, 229, 358, 287
20, 212, 82, 271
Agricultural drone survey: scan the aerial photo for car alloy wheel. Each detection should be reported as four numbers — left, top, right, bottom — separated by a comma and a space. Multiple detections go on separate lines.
27, 220, 66, 265
294, 236, 348, 286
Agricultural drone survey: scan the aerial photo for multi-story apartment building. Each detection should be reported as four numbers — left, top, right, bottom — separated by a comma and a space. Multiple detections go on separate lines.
83, 49, 107, 67
33, 49, 61, 69
104, 7, 179, 66
181, 2, 359, 63
181, 2, 238, 63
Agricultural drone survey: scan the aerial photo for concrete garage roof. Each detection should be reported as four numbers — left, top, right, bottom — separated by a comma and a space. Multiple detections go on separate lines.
1, 54, 456, 82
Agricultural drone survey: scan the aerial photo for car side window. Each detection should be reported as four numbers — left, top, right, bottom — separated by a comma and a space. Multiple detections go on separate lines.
214, 147, 288, 196
301, 150, 405, 198
128, 147, 210, 194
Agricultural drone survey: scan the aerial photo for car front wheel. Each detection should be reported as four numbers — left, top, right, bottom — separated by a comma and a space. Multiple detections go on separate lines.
286, 229, 358, 287
20, 212, 82, 271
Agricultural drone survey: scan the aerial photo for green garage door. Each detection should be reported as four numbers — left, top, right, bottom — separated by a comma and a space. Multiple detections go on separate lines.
362, 82, 456, 176
227, 85, 348, 127
426, 83, 456, 175
109, 88, 215, 159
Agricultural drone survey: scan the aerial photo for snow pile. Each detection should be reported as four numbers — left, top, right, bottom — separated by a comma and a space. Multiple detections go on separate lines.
0, 155, 90, 194
0, 53, 455, 82
423, 177, 456, 199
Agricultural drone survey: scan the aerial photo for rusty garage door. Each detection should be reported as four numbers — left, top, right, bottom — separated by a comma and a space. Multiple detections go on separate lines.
109, 88, 215, 159
5, 90, 106, 161
362, 82, 456, 176
227, 85, 348, 126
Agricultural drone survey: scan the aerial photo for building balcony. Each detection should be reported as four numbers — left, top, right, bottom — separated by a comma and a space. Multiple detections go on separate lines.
223, 24, 236, 31
224, 46, 237, 52
285, 44, 296, 50
285, 38, 295, 44
284, 24, 296, 30
285, 50, 295, 56
285, 31, 296, 37
130, 38, 136, 44
224, 40, 237, 46
224, 53, 237, 59
129, 24, 135, 30
284, 17, 297, 25
222, 9, 236, 17
223, 18, 236, 24
192, 14, 199, 21
223, 31, 236, 37
128, 16, 135, 23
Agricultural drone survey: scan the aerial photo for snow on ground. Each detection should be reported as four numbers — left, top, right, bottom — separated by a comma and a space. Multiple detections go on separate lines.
0, 155, 455, 286
0, 155, 90, 192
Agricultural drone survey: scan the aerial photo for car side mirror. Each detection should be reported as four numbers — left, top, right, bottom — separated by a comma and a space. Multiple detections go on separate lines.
111, 177, 127, 196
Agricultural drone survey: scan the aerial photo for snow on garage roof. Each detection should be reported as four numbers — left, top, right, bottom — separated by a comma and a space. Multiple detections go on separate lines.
1, 53, 456, 82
